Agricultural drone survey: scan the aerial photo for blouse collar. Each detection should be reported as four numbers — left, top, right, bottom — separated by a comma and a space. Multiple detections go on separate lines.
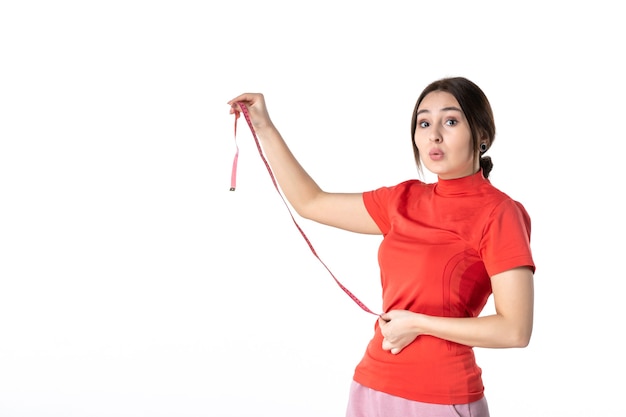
433, 170, 488, 197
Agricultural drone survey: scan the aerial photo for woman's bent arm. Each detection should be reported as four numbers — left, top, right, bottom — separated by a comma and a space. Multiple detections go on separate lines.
380, 267, 534, 353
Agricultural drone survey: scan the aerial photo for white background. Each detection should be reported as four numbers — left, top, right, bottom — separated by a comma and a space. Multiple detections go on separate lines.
1, 1, 624, 416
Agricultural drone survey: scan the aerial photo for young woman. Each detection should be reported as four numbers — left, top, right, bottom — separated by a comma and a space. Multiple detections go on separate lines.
228, 77, 535, 417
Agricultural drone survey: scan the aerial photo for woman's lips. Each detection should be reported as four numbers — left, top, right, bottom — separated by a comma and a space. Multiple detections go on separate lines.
429, 149, 444, 161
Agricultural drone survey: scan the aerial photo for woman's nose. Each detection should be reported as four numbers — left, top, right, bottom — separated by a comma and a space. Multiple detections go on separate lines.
429, 128, 442, 143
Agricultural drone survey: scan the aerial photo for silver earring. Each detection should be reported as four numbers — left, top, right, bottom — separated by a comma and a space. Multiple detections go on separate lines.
480, 142, 488, 153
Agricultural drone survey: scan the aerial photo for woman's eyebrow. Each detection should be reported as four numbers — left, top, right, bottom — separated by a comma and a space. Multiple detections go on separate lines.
416, 106, 462, 116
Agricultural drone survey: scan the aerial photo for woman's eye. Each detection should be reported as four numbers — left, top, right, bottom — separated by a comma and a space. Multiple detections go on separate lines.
419, 121, 429, 128
445, 119, 458, 126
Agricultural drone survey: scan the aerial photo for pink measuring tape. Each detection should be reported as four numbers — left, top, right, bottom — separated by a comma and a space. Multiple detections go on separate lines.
230, 102, 379, 316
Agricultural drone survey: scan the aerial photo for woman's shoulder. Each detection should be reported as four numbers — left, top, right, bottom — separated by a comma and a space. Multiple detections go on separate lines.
367, 178, 432, 196
484, 181, 527, 205
482, 183, 532, 222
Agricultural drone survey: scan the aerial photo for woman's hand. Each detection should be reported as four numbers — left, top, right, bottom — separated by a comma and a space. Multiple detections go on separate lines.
378, 267, 534, 352
378, 310, 422, 355
227, 93, 275, 131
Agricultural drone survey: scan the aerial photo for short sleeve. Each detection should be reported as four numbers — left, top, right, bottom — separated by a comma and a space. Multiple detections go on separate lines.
480, 199, 536, 276
363, 186, 393, 234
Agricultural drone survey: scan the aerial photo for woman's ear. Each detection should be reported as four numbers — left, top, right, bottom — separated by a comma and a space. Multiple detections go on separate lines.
480, 132, 491, 149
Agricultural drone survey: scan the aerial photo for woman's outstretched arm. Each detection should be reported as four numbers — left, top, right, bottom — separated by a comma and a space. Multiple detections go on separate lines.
228, 93, 380, 235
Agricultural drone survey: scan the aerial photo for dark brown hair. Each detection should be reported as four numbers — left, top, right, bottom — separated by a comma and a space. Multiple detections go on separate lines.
410, 77, 496, 178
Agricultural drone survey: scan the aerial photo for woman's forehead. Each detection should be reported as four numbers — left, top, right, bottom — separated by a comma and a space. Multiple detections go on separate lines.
417, 91, 461, 113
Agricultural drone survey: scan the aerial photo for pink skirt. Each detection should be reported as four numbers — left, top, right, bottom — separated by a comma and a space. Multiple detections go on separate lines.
345, 381, 490, 417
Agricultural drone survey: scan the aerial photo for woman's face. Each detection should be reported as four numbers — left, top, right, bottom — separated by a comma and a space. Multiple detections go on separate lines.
414, 91, 478, 180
